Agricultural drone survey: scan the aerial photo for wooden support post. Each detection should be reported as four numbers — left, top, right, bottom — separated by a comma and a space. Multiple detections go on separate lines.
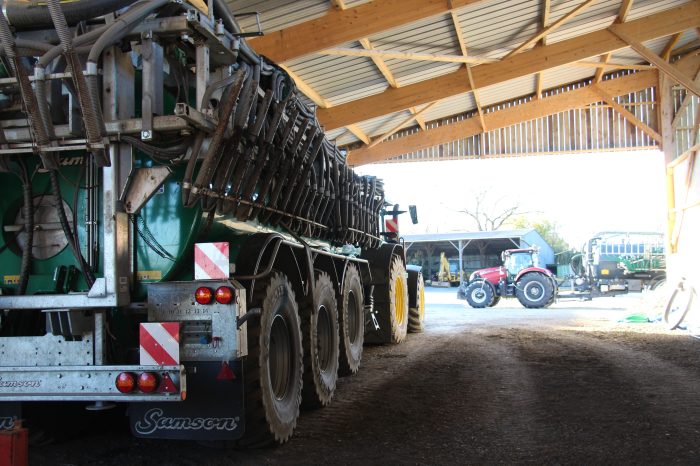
658, 72, 677, 252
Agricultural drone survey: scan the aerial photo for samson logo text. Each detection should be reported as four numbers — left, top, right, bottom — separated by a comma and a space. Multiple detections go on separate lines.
0, 376, 41, 388
134, 408, 239, 435
0, 416, 15, 430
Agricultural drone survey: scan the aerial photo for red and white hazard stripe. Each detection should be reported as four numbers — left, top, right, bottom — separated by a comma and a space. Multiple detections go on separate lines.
140, 322, 180, 366
385, 218, 399, 233
194, 242, 229, 280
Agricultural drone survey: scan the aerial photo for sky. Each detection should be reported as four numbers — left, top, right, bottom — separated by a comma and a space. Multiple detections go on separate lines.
355, 150, 667, 248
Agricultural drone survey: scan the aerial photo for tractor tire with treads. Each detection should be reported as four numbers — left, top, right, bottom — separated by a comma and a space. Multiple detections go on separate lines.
301, 272, 339, 408
385, 256, 409, 343
515, 273, 556, 309
338, 264, 364, 375
408, 273, 425, 333
464, 280, 495, 308
236, 272, 303, 447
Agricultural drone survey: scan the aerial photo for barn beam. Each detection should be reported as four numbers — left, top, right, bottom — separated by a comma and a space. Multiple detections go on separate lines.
347, 71, 658, 166
609, 24, 700, 98
247, 0, 488, 63
591, 85, 662, 142
317, 47, 490, 64
535, 0, 551, 98
503, 0, 598, 59
318, 3, 700, 130
595, 0, 634, 82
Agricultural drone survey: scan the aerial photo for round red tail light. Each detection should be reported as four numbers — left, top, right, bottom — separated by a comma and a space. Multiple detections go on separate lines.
215, 286, 234, 304
195, 287, 213, 304
115, 372, 136, 393
137, 372, 158, 393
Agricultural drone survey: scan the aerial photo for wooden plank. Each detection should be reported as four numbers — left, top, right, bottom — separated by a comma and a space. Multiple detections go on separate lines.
280, 65, 330, 108
503, 0, 598, 59
359, 38, 398, 88
248, 0, 489, 63
346, 124, 370, 144
347, 70, 658, 165
318, 4, 700, 130
369, 101, 438, 147
317, 47, 490, 64
609, 24, 700, 98
591, 85, 662, 142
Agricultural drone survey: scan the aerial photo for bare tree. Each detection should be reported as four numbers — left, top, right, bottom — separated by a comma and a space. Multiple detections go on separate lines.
459, 190, 529, 231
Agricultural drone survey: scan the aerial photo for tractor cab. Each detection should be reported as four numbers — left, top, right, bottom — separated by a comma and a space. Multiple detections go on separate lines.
503, 248, 539, 278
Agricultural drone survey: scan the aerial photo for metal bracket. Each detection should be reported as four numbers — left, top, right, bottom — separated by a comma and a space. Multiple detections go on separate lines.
123, 166, 172, 215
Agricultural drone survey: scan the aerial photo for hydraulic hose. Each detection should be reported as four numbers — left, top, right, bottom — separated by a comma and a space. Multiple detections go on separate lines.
49, 170, 95, 287
4, 0, 137, 30
17, 159, 33, 295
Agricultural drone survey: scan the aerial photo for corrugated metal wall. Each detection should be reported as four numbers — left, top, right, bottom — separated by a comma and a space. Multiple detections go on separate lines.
382, 72, 659, 163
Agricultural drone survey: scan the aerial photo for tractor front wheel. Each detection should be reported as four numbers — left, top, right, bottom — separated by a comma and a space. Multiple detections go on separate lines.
464, 281, 494, 308
515, 273, 555, 308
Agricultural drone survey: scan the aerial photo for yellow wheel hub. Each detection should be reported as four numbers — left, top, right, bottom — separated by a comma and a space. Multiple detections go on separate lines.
395, 274, 406, 324
418, 282, 425, 320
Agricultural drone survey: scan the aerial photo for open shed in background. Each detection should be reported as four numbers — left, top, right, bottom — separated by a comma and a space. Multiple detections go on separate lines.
404, 229, 555, 282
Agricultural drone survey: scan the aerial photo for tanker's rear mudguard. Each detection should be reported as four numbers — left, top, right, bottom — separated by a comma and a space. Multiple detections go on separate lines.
129, 361, 245, 440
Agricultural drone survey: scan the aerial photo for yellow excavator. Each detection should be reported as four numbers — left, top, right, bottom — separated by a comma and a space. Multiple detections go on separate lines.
435, 252, 461, 287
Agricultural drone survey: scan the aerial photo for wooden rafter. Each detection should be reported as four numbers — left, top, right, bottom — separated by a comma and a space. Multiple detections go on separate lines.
609, 24, 700, 98
347, 71, 658, 166
358, 39, 427, 132
359, 38, 398, 88
595, 0, 634, 83
661, 33, 683, 61
503, 0, 598, 59
369, 102, 439, 147
346, 124, 370, 144
280, 65, 331, 108
248, 0, 489, 63
671, 67, 700, 130
617, 0, 634, 23
535, 0, 550, 98
316, 4, 700, 130
450, 9, 486, 131
331, 0, 346, 10
317, 47, 490, 64
574, 61, 653, 71
591, 85, 661, 142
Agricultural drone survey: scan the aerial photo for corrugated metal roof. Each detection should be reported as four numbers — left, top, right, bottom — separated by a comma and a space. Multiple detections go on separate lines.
403, 229, 535, 243
228, 0, 697, 149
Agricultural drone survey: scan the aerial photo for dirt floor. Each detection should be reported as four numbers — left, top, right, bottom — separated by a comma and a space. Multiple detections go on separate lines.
28, 288, 700, 465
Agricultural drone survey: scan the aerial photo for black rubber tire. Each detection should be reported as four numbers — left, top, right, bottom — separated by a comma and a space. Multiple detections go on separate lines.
408, 274, 425, 333
464, 281, 494, 308
338, 264, 364, 375
237, 272, 303, 447
488, 296, 501, 307
515, 273, 555, 309
301, 272, 339, 409
387, 256, 409, 343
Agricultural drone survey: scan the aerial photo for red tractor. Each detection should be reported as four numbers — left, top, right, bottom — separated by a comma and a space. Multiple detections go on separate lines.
458, 248, 557, 309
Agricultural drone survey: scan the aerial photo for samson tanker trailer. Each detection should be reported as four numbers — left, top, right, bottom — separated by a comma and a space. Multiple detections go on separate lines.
0, 0, 425, 445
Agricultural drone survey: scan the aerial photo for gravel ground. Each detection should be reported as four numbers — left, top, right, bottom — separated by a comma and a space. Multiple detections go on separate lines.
28, 287, 700, 465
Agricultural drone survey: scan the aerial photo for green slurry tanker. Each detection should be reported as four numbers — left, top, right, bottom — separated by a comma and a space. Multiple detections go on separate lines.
0, 0, 425, 445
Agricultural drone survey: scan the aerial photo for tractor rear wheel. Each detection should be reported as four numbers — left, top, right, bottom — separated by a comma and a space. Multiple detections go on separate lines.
338, 264, 364, 375
301, 272, 339, 408
408, 273, 425, 333
464, 280, 494, 308
237, 272, 303, 447
515, 273, 555, 308
387, 256, 409, 343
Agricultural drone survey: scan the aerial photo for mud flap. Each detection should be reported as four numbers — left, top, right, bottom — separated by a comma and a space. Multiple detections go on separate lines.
0, 403, 21, 431
129, 361, 244, 441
